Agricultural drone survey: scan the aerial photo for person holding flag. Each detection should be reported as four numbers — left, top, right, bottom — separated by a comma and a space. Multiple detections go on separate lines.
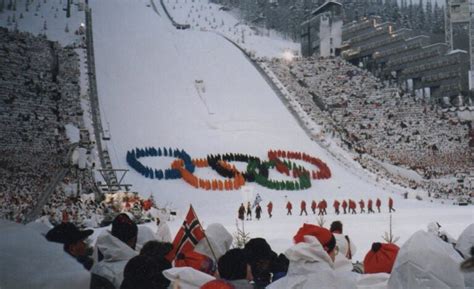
166, 205, 210, 263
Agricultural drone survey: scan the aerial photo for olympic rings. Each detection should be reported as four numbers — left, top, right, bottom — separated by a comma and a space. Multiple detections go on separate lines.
126, 147, 331, 191
268, 150, 331, 179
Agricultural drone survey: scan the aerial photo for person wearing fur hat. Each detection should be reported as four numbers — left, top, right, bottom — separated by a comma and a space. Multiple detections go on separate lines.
267, 224, 357, 289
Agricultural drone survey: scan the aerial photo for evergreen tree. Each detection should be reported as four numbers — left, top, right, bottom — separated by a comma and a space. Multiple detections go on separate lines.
425, 0, 433, 33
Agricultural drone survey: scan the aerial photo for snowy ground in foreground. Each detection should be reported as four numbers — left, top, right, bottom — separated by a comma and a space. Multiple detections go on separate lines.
90, 0, 473, 261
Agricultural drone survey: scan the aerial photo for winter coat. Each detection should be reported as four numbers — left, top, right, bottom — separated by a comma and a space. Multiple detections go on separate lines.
333, 200, 340, 209
334, 233, 357, 260
456, 223, 474, 259
267, 236, 357, 289
376, 199, 381, 207
300, 201, 306, 210
238, 206, 245, 220
349, 200, 356, 209
456, 224, 474, 289
91, 231, 138, 289
0, 220, 91, 289
155, 220, 173, 243
359, 200, 365, 209
356, 273, 389, 289
311, 201, 317, 210
163, 267, 215, 289
136, 225, 157, 251
195, 223, 233, 261
228, 279, 254, 289
388, 230, 465, 289
388, 198, 393, 208
267, 202, 273, 213
286, 202, 293, 210
256, 205, 262, 219
341, 200, 348, 209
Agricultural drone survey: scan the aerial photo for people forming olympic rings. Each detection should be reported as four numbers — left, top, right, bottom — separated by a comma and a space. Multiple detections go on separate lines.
126, 147, 332, 191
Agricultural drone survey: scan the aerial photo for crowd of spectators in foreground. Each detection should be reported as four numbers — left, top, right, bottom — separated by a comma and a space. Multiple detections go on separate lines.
265, 56, 473, 199
2, 213, 472, 289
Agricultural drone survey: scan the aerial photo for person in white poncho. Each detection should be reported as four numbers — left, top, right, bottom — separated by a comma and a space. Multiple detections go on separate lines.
267, 223, 356, 289
388, 230, 466, 289
91, 214, 138, 288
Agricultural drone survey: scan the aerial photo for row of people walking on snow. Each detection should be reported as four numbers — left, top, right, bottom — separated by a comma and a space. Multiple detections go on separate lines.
238, 197, 395, 220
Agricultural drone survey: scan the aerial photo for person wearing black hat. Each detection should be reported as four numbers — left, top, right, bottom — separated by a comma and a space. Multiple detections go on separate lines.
217, 248, 253, 289
46, 222, 94, 270
91, 213, 139, 289
243, 238, 289, 288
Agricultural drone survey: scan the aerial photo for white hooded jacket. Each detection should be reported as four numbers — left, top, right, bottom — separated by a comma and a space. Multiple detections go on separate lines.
91, 231, 138, 288
195, 223, 233, 261
163, 267, 215, 289
334, 233, 357, 260
267, 236, 357, 289
388, 230, 465, 289
155, 219, 172, 243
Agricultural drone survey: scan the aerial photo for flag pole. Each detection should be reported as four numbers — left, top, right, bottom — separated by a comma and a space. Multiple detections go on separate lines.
190, 204, 218, 262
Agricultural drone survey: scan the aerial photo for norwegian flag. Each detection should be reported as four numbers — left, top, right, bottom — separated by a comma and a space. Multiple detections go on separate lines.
166, 205, 205, 261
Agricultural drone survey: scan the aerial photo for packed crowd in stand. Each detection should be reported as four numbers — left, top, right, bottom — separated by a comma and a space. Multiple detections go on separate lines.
266, 56, 474, 198
0, 27, 92, 222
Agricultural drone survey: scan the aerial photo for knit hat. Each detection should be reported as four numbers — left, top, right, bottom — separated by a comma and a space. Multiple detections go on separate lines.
364, 242, 400, 274
111, 213, 138, 244
244, 238, 273, 263
45, 223, 93, 245
293, 223, 336, 252
175, 250, 216, 275
200, 280, 235, 289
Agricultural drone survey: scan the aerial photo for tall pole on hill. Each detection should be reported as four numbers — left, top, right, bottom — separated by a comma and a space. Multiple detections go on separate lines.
67, 0, 71, 18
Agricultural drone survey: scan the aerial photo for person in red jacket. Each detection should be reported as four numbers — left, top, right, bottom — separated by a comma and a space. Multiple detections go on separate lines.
341, 200, 348, 214
300, 200, 308, 216
286, 201, 293, 215
311, 200, 317, 215
267, 201, 273, 218
376, 198, 382, 213
333, 200, 340, 215
349, 199, 357, 214
322, 199, 328, 215
359, 199, 365, 213
367, 199, 375, 213
389, 197, 395, 213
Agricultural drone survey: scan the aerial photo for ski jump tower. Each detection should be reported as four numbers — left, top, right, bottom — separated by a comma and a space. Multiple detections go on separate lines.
445, 0, 474, 93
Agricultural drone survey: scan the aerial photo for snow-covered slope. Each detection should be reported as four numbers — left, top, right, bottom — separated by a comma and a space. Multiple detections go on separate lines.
0, 0, 85, 46
90, 0, 473, 261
